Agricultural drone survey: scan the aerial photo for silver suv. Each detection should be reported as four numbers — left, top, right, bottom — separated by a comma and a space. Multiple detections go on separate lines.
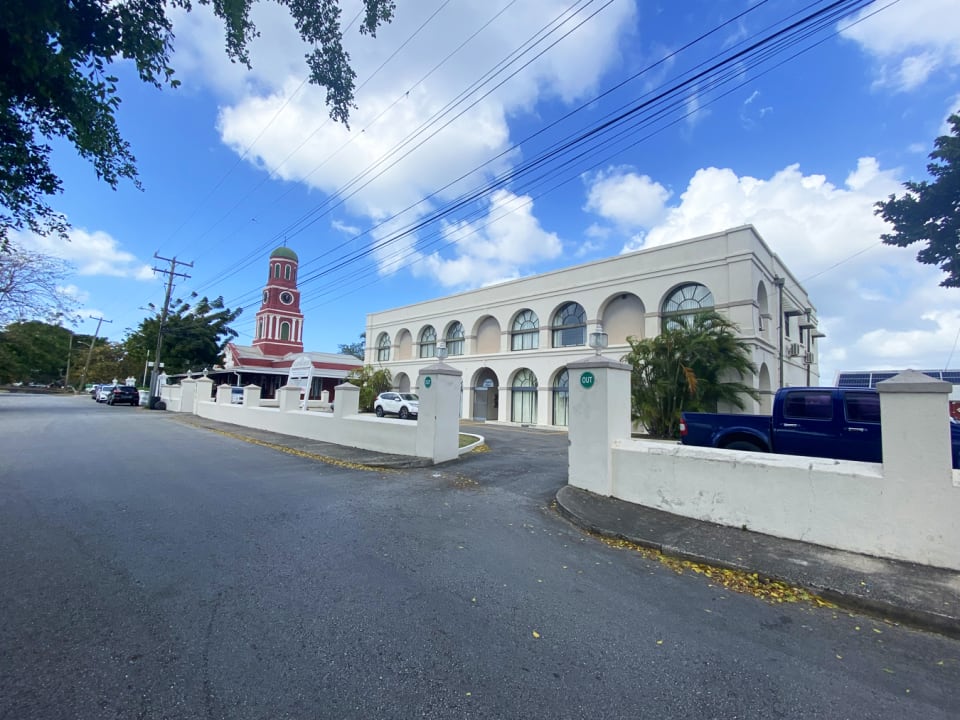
374, 392, 419, 419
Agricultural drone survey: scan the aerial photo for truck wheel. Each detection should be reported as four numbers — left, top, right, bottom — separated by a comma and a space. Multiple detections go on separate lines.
724, 440, 763, 452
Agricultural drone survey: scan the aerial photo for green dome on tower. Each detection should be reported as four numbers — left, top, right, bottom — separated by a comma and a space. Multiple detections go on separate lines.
270, 246, 298, 261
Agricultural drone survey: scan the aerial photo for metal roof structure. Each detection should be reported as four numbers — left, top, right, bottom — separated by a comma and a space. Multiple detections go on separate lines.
835, 370, 960, 388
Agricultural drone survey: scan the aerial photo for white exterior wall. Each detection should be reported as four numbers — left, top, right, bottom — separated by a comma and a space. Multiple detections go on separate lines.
365, 226, 819, 426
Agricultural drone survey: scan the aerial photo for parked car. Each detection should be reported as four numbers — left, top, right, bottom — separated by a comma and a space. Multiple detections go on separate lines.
107, 385, 140, 406
95, 384, 116, 403
374, 392, 419, 419
680, 386, 960, 469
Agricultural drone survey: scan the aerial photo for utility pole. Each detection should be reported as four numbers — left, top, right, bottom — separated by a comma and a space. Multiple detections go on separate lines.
149, 253, 193, 408
78, 316, 113, 393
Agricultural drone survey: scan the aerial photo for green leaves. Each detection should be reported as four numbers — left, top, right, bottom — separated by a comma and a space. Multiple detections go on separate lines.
622, 310, 759, 439
876, 113, 960, 288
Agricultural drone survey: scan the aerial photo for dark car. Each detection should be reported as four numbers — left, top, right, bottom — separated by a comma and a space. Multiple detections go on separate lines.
107, 385, 140, 406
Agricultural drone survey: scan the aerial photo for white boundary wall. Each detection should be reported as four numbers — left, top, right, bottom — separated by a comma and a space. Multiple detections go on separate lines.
568, 361, 960, 571
161, 363, 463, 464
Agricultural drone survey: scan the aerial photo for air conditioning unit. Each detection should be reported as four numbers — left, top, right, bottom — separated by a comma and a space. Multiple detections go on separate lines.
787, 342, 802, 357
803, 352, 815, 365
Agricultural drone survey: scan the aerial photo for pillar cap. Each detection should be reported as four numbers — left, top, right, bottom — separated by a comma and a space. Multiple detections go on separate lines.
877, 369, 952, 395
418, 362, 463, 377
335, 381, 359, 391
567, 355, 631, 371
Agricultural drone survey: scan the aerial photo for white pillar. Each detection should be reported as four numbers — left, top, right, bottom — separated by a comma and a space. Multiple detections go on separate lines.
333, 382, 359, 418
243, 384, 262, 407
877, 369, 953, 483
216, 383, 232, 405
194, 378, 214, 412
278, 384, 301, 412
180, 378, 197, 413
567, 356, 632, 496
416, 362, 463, 464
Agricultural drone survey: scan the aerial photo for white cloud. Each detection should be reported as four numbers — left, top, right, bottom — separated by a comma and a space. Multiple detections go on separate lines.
173, 1, 637, 225
410, 190, 563, 288
611, 157, 959, 380
841, 0, 960, 91
13, 227, 154, 280
583, 167, 671, 228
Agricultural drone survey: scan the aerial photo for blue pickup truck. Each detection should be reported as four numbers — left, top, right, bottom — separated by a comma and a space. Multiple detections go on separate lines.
679, 387, 960, 469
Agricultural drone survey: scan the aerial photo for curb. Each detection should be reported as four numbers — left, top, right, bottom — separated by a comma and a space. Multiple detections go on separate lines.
555, 489, 960, 640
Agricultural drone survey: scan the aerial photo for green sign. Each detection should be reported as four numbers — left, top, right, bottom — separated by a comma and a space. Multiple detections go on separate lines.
579, 371, 595, 389
424, 376, 432, 388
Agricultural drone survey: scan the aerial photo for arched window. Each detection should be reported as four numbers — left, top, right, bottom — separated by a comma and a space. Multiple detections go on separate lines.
445, 322, 465, 356
257, 318, 264, 339
273, 263, 281, 279
552, 369, 569, 427
661, 283, 714, 330
280, 321, 291, 341
511, 369, 538, 424
376, 333, 391, 362
511, 310, 539, 351
284, 264, 291, 280
419, 326, 437, 358
552, 302, 586, 347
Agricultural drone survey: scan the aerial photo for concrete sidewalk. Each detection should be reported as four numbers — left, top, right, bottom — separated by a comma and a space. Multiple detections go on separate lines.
556, 485, 960, 638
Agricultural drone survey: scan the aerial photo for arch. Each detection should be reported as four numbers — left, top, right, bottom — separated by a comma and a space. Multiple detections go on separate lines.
395, 372, 411, 394
284, 264, 292, 280
510, 368, 538, 424
257, 318, 264, 339
474, 315, 501, 354
757, 281, 770, 338
758, 363, 773, 414
396, 329, 413, 360
552, 368, 569, 427
419, 325, 437, 358
445, 321, 465, 356
273, 263, 281, 279
510, 309, 539, 351
376, 332, 391, 362
279, 321, 291, 341
551, 301, 586, 348
471, 367, 499, 421
600, 292, 645, 345
661, 282, 714, 330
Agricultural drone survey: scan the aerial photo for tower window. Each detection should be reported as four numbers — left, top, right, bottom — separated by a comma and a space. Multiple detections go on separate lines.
280, 321, 291, 341
284, 265, 291, 280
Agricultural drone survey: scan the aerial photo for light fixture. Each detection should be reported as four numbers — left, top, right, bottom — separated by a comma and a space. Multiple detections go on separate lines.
436, 340, 448, 361
588, 323, 608, 356
203, 367, 209, 377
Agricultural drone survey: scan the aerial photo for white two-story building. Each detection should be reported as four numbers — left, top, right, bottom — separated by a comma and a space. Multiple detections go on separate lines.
365, 225, 820, 427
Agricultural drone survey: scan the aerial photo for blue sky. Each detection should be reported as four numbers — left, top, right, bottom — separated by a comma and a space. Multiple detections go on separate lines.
13, 0, 960, 383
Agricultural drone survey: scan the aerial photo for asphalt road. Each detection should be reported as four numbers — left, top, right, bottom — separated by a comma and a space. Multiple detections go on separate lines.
1, 394, 958, 719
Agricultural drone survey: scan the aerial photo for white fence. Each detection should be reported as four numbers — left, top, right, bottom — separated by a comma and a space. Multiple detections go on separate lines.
160, 364, 463, 465
567, 361, 960, 571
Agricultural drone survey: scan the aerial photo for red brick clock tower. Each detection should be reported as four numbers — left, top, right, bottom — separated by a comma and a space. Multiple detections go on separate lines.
253, 247, 304, 356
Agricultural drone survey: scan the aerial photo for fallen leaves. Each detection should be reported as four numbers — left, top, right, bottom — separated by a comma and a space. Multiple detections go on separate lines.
532, 630, 541, 639
596, 534, 836, 608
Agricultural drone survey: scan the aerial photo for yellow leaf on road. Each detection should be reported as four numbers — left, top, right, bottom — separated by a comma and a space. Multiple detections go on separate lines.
532, 630, 541, 639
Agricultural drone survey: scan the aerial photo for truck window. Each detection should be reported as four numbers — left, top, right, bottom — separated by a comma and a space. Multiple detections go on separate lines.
845, 393, 881, 423
782, 390, 833, 420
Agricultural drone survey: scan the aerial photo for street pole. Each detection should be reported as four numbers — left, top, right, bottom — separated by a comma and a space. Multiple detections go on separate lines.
65, 334, 73, 391
78, 316, 112, 393
149, 253, 193, 408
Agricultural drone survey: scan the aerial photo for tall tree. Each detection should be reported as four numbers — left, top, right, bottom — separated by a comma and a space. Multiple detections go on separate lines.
0, 320, 71, 384
876, 113, 960, 288
623, 311, 758, 439
0, 243, 78, 326
125, 294, 242, 374
346, 364, 392, 412
338, 332, 366, 360
0, 0, 396, 246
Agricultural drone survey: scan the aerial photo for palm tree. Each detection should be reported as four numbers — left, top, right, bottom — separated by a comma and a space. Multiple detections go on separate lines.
623, 310, 759, 438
